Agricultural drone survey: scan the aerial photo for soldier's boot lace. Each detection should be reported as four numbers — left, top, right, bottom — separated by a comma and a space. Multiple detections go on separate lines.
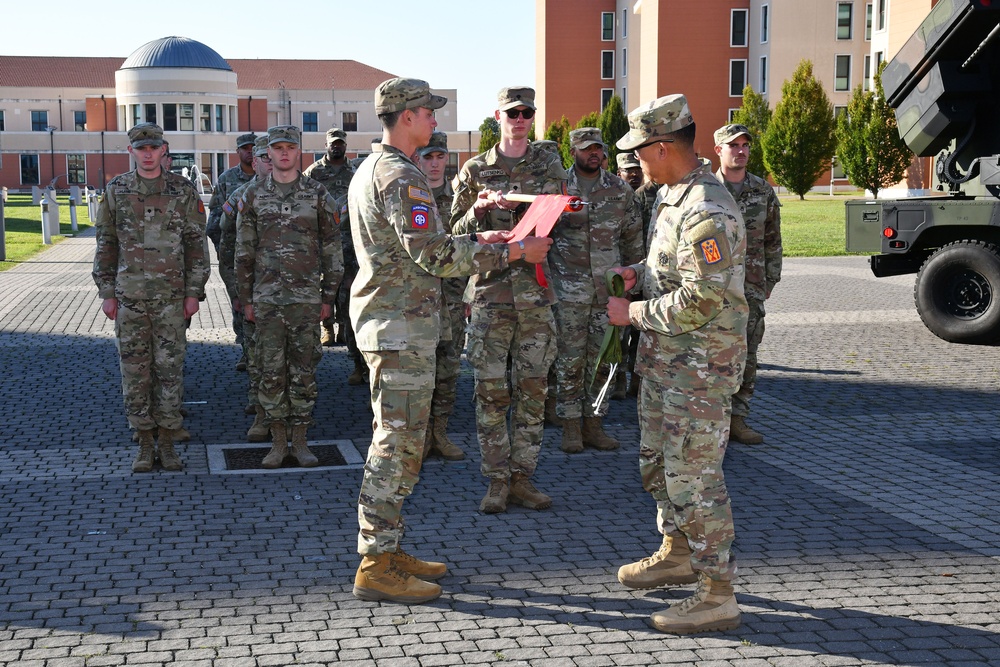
430, 416, 465, 461
353, 553, 442, 604
290, 424, 319, 467
157, 429, 184, 472
392, 549, 448, 581
132, 430, 156, 473
582, 417, 620, 450
247, 405, 270, 442
648, 574, 741, 634
509, 473, 552, 510
617, 531, 699, 589
262, 421, 288, 469
729, 415, 764, 445
560, 417, 584, 453
320, 324, 336, 347
479, 478, 509, 514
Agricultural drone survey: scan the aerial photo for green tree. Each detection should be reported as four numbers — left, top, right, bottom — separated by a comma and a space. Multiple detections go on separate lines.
598, 95, 630, 168
761, 60, 837, 199
478, 116, 500, 153
731, 85, 772, 180
576, 111, 600, 129
544, 115, 572, 168
835, 62, 912, 199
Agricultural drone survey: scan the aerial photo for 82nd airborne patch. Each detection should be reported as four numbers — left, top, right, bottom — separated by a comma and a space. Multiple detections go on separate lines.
411, 204, 430, 229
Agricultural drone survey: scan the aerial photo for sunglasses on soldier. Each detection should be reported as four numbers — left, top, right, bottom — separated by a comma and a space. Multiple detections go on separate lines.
505, 108, 535, 120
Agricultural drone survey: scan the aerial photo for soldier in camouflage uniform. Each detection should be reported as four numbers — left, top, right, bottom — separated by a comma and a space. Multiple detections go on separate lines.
349, 78, 552, 604
235, 125, 343, 469
416, 131, 468, 461
608, 95, 748, 634
713, 124, 782, 445
550, 128, 643, 453
93, 123, 209, 473
220, 136, 273, 441
451, 86, 569, 514
611, 151, 646, 400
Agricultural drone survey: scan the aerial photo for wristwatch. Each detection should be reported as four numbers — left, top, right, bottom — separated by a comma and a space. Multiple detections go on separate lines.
518, 240, 526, 261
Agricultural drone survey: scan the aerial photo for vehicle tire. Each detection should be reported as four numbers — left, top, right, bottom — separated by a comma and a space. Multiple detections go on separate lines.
914, 240, 1000, 344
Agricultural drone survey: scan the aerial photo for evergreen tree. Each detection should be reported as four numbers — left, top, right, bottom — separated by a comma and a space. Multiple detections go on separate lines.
544, 115, 572, 168
731, 85, 772, 180
478, 116, 500, 154
761, 60, 837, 199
835, 62, 912, 199
598, 95, 629, 168
576, 112, 600, 129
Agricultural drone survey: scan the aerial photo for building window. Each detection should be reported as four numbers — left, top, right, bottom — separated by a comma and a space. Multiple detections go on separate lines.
761, 4, 769, 43
760, 56, 768, 94
730, 60, 747, 97
302, 112, 318, 133
216, 153, 227, 180
163, 104, 177, 131
200, 104, 212, 132
621, 86, 627, 109
0, 110, 5, 131
835, 55, 852, 91
73, 110, 86, 132
130, 105, 141, 128
865, 3, 873, 40
837, 3, 853, 40
341, 112, 357, 132
731, 9, 748, 47
622, 7, 628, 38
215, 105, 225, 132
864, 54, 872, 91
179, 104, 194, 131
31, 110, 48, 131
67, 154, 86, 184
601, 51, 614, 79
601, 89, 613, 110
877, 0, 886, 31
145, 103, 157, 125
601, 12, 614, 40
20, 154, 39, 184
621, 48, 627, 77
729, 109, 740, 122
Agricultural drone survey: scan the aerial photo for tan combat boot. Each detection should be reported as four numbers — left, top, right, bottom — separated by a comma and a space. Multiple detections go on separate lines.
582, 417, 620, 450
174, 427, 191, 442
132, 429, 156, 473
347, 358, 367, 386
479, 478, 509, 513
611, 372, 628, 400
353, 553, 442, 603
729, 415, 764, 445
235, 352, 247, 372
157, 429, 184, 472
290, 424, 319, 467
430, 416, 465, 461
509, 472, 552, 510
320, 323, 336, 347
617, 531, 699, 589
262, 422, 288, 469
247, 405, 270, 442
392, 549, 448, 581
544, 395, 561, 427
244, 403, 256, 416
560, 417, 584, 453
648, 575, 741, 634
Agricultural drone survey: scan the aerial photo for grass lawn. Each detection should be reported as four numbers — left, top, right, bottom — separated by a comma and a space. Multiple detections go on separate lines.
0, 193, 93, 270
779, 191, 866, 257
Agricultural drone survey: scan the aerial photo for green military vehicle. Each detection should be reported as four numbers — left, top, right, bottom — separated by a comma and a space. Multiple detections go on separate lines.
846, 0, 1000, 344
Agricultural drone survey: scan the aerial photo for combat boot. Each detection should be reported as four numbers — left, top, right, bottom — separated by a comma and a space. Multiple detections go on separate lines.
321, 324, 336, 347
729, 415, 764, 445
347, 358, 367, 386
247, 405, 270, 442
648, 575, 741, 634
509, 472, 552, 510
262, 422, 288, 469
560, 417, 584, 453
353, 553, 442, 603
611, 373, 628, 400
479, 478, 509, 513
132, 429, 156, 473
392, 549, 448, 581
582, 417, 620, 450
174, 427, 191, 443
627, 374, 640, 398
544, 395, 561, 427
430, 416, 465, 461
244, 403, 256, 416
157, 429, 184, 472
290, 424, 319, 467
235, 352, 247, 372
617, 531, 699, 589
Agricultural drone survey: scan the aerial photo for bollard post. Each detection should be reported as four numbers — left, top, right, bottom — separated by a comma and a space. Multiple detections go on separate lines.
47, 189, 60, 238
0, 197, 6, 262
41, 196, 52, 245
70, 199, 78, 232
88, 192, 98, 221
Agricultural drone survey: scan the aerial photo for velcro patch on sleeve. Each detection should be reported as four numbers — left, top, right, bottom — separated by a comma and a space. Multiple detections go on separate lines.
222, 201, 233, 216
686, 218, 733, 276
237, 199, 244, 212
408, 186, 432, 203
411, 204, 430, 229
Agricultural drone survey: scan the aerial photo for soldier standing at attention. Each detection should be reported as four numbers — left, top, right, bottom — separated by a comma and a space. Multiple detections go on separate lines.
608, 95, 748, 634
550, 128, 643, 452
451, 86, 568, 514
416, 130, 467, 461
235, 126, 343, 469
93, 122, 208, 473
349, 78, 551, 604
611, 151, 646, 400
713, 124, 782, 445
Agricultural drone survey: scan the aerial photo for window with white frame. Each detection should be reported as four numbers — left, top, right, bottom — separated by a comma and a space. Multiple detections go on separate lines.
601, 12, 614, 40
877, 0, 886, 31
343, 112, 358, 132
0, 110, 5, 131
760, 56, 768, 94
835, 55, 852, 91
67, 154, 86, 184
731, 9, 748, 47
601, 51, 614, 79
729, 108, 740, 122
621, 8, 627, 38
760, 4, 769, 43
21, 154, 39, 184
864, 54, 872, 91
837, 3, 854, 40
621, 48, 627, 77
601, 89, 613, 110
865, 3, 873, 40
730, 60, 747, 97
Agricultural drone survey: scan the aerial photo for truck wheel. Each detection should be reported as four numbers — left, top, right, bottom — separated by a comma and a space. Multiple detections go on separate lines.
914, 240, 1000, 344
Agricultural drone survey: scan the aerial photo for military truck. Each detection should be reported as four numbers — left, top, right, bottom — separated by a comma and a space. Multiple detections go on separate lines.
846, 0, 1000, 344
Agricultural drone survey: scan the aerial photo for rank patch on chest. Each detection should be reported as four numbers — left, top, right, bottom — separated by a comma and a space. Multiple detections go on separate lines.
408, 186, 432, 203
411, 204, 430, 229
700, 238, 722, 264
281, 203, 292, 215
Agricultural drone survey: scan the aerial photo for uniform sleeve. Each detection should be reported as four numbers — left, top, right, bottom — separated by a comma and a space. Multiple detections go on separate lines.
319, 190, 345, 304
92, 187, 119, 300
206, 182, 223, 240
449, 166, 481, 235
764, 190, 783, 298
619, 187, 645, 266
234, 191, 258, 306
182, 191, 209, 299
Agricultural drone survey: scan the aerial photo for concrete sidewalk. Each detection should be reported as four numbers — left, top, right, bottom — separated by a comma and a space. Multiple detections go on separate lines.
0, 234, 998, 666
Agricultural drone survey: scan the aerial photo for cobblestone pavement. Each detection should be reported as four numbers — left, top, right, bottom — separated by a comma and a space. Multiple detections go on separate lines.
1, 232, 998, 667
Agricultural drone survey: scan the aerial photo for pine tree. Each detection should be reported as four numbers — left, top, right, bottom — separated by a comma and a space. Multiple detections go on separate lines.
835, 62, 912, 199
576, 112, 600, 129
731, 85, 772, 180
544, 116, 572, 168
598, 95, 630, 168
478, 116, 500, 154
761, 60, 837, 199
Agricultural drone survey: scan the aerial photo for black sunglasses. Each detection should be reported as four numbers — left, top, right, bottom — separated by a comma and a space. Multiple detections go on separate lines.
632, 139, 674, 156
505, 108, 535, 120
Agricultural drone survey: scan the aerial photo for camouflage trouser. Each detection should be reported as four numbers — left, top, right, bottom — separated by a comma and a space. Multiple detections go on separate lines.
232, 306, 244, 346
554, 300, 612, 419
431, 279, 468, 420
638, 379, 736, 582
115, 298, 187, 432
243, 318, 260, 408
731, 297, 765, 419
357, 348, 434, 556
253, 302, 322, 426
467, 304, 557, 480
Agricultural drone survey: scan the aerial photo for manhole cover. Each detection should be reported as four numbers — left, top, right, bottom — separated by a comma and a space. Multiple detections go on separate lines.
205, 440, 364, 474
224, 444, 348, 470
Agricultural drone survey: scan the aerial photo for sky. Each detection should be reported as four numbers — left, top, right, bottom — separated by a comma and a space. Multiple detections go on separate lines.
2, 0, 536, 131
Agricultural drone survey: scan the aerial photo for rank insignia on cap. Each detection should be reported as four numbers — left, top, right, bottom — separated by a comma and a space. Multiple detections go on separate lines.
411, 204, 430, 228
700, 238, 722, 264
408, 186, 431, 203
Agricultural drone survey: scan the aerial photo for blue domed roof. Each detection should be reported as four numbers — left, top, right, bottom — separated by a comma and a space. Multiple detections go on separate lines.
121, 36, 232, 71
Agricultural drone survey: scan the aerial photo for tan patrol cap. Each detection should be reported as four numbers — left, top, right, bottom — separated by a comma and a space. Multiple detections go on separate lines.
417, 131, 449, 157
128, 123, 164, 148
616, 94, 694, 151
497, 86, 536, 111
570, 127, 605, 150
236, 133, 257, 148
714, 124, 752, 146
326, 127, 347, 143
267, 125, 300, 146
616, 152, 641, 169
253, 135, 269, 157
375, 78, 447, 115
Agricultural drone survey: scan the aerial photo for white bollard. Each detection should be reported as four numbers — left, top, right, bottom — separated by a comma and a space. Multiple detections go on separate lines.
70, 199, 78, 232
40, 196, 52, 245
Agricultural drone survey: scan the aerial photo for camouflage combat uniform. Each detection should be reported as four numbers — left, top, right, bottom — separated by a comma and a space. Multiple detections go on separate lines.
93, 170, 208, 432
208, 163, 255, 346
550, 167, 643, 419
450, 142, 568, 482
234, 173, 343, 425
715, 169, 782, 420
624, 179, 662, 377
350, 143, 510, 556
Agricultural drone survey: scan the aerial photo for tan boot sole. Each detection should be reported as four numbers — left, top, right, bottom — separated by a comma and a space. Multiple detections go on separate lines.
352, 583, 441, 604
648, 610, 741, 634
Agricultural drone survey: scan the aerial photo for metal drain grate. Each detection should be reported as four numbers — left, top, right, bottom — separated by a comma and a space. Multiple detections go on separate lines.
224, 444, 348, 470
205, 440, 364, 474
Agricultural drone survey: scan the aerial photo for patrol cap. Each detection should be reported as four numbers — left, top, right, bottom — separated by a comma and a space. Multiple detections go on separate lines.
497, 86, 536, 111
253, 135, 269, 157
714, 123, 752, 146
616, 152, 641, 169
236, 133, 257, 148
326, 127, 347, 143
267, 125, 300, 146
570, 127, 605, 150
533, 140, 560, 156
417, 131, 448, 157
374, 77, 447, 115
616, 94, 694, 151
128, 122, 164, 148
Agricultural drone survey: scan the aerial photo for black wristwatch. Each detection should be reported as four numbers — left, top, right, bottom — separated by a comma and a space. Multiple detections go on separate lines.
470, 232, 478, 243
